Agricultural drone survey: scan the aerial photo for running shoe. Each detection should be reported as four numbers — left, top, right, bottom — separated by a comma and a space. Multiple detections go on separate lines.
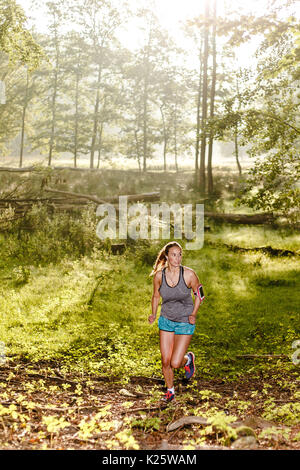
184, 352, 195, 379
162, 390, 175, 403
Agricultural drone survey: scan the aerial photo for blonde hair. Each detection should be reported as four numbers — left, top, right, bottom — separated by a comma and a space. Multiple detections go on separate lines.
149, 241, 183, 277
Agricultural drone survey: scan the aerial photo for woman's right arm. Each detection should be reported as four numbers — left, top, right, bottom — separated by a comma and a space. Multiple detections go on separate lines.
148, 272, 161, 324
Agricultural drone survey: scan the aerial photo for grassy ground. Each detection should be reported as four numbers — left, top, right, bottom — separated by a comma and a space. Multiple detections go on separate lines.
0, 227, 299, 449
1, 227, 299, 377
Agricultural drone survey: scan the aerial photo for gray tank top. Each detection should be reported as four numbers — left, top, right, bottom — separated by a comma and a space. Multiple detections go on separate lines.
159, 265, 194, 323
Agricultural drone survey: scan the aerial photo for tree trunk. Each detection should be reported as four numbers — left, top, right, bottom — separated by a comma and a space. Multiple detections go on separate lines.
234, 75, 242, 176
143, 72, 148, 173
19, 69, 29, 168
48, 67, 58, 166
199, 0, 210, 194
96, 121, 103, 169
74, 70, 80, 168
134, 130, 141, 172
97, 95, 107, 169
48, 14, 60, 167
207, 0, 217, 195
48, 21, 61, 167
160, 104, 168, 171
142, 82, 149, 172
174, 98, 178, 172
142, 30, 152, 173
234, 129, 242, 176
195, 38, 203, 176
90, 60, 102, 169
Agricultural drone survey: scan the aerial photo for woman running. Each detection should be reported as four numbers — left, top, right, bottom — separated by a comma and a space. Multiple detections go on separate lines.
148, 241, 203, 402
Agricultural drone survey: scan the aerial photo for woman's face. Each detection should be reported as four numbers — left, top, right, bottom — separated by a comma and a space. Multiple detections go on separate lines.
167, 246, 182, 266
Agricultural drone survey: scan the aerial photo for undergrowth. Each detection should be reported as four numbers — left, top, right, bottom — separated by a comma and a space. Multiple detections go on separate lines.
0, 222, 299, 381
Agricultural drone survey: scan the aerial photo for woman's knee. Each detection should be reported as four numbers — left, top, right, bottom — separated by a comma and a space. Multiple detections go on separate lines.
170, 358, 182, 369
161, 357, 172, 369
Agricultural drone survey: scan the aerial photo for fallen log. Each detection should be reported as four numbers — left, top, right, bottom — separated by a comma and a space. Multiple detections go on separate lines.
0, 198, 94, 210
103, 192, 160, 203
0, 166, 103, 172
204, 211, 274, 224
166, 414, 279, 433
206, 241, 298, 257
49, 204, 90, 211
43, 187, 108, 205
0, 189, 161, 220
225, 244, 296, 257
167, 416, 209, 431
44, 187, 160, 204
0, 197, 78, 203
0, 166, 37, 172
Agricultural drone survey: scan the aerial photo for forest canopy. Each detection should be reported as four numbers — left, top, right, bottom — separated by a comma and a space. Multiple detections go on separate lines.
0, 0, 299, 219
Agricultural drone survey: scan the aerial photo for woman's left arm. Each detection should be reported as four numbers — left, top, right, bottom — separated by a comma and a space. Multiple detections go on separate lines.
188, 271, 202, 325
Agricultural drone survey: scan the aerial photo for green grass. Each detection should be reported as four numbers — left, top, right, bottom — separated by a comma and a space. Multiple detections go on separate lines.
205, 224, 300, 252
0, 225, 299, 380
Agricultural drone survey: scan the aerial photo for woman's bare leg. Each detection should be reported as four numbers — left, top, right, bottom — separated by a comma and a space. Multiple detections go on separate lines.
159, 330, 175, 389
170, 334, 193, 370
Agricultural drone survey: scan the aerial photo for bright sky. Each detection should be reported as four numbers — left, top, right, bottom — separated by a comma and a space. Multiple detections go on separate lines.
20, 0, 297, 32
19, 0, 297, 71
16, 0, 297, 168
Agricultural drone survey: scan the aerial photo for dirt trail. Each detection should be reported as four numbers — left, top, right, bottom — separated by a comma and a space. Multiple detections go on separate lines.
0, 360, 299, 450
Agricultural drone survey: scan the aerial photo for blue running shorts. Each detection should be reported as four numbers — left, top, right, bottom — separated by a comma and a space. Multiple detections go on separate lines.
158, 316, 195, 335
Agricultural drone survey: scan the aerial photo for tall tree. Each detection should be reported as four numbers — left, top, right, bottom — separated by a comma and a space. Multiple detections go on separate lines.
199, 0, 210, 194
0, 0, 44, 157
157, 65, 193, 172
73, 0, 124, 169
119, 50, 157, 172
195, 39, 203, 176
233, 73, 242, 176
0, 0, 43, 70
182, 19, 204, 177
47, 1, 62, 166
59, 31, 92, 167
19, 67, 29, 167
121, 8, 172, 172
207, 0, 217, 195
215, 2, 299, 219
